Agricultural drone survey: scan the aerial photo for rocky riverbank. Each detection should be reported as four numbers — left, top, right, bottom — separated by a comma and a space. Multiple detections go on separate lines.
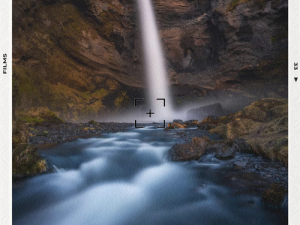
28, 121, 134, 146
12, 109, 133, 177
167, 98, 288, 165
165, 98, 288, 208
12, 98, 288, 208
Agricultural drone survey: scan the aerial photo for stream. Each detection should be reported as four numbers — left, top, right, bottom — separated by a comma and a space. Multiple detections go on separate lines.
13, 126, 287, 225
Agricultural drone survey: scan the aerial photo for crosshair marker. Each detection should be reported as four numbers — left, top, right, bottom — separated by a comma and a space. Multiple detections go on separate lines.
146, 109, 154, 117
135, 120, 144, 128
157, 120, 166, 128
156, 98, 165, 107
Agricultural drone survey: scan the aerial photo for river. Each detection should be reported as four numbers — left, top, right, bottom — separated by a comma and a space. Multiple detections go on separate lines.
13, 126, 287, 225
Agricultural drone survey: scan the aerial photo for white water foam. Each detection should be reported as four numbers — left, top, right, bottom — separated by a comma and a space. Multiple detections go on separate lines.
14, 129, 287, 225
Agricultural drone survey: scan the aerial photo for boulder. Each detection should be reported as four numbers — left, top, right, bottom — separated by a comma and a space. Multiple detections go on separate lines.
184, 120, 199, 128
12, 144, 47, 176
215, 146, 236, 160
167, 122, 186, 129
232, 137, 253, 154
173, 119, 184, 124
261, 183, 287, 209
168, 136, 210, 161
197, 115, 219, 130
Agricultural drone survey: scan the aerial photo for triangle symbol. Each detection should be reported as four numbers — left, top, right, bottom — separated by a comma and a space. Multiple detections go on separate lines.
295, 77, 298, 82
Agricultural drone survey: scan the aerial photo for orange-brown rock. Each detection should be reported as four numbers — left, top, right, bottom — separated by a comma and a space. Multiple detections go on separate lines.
168, 136, 210, 161
209, 98, 288, 165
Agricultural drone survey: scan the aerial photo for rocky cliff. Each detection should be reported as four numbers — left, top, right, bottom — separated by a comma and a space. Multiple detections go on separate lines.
13, 0, 288, 121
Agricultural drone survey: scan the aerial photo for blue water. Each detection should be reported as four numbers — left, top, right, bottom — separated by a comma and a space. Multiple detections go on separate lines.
13, 127, 287, 225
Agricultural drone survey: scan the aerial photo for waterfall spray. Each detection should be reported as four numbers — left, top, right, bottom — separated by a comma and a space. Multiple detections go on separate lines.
137, 0, 173, 121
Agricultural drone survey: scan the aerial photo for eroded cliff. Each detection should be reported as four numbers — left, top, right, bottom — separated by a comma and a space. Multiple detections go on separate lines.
13, 0, 288, 121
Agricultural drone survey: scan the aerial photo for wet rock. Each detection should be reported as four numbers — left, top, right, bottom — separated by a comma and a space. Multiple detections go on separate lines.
198, 116, 219, 130
168, 136, 210, 161
262, 183, 287, 209
201, 115, 219, 124
232, 137, 253, 153
184, 120, 199, 128
215, 146, 236, 160
233, 161, 247, 169
36, 131, 48, 137
197, 123, 216, 130
167, 122, 186, 129
12, 144, 47, 176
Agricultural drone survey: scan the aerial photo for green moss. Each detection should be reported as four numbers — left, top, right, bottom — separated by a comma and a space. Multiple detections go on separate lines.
12, 1, 131, 122
12, 144, 47, 175
82, 89, 110, 100
40, 110, 65, 124
18, 108, 64, 125
114, 91, 129, 109
93, 89, 110, 98
12, 120, 29, 149
272, 136, 288, 151
19, 115, 45, 124
88, 120, 98, 124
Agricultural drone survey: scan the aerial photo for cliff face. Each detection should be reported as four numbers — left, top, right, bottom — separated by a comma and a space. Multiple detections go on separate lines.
157, 0, 287, 94
13, 0, 288, 121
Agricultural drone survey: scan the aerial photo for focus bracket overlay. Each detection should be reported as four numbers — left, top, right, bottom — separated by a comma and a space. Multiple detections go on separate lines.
134, 98, 166, 128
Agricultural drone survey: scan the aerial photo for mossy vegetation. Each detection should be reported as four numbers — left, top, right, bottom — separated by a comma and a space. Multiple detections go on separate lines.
12, 0, 127, 121
12, 119, 47, 176
209, 98, 288, 165
88, 120, 99, 125
13, 144, 47, 176
18, 107, 64, 125
114, 91, 129, 109
12, 0, 140, 122
19, 115, 45, 124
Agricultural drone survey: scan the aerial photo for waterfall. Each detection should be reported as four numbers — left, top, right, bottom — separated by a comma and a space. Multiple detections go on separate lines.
137, 0, 173, 122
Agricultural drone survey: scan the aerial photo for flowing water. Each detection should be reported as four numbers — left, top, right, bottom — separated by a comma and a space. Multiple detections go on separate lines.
137, 0, 173, 121
13, 127, 287, 225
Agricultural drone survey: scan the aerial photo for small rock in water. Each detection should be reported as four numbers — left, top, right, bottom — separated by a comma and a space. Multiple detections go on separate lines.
210, 158, 220, 163
168, 136, 210, 161
234, 161, 247, 169
215, 146, 236, 160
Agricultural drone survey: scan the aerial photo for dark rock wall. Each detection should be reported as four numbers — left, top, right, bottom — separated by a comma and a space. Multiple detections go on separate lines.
13, 0, 288, 121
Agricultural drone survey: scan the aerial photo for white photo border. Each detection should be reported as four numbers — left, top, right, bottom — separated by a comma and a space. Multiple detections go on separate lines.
1, 0, 297, 224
